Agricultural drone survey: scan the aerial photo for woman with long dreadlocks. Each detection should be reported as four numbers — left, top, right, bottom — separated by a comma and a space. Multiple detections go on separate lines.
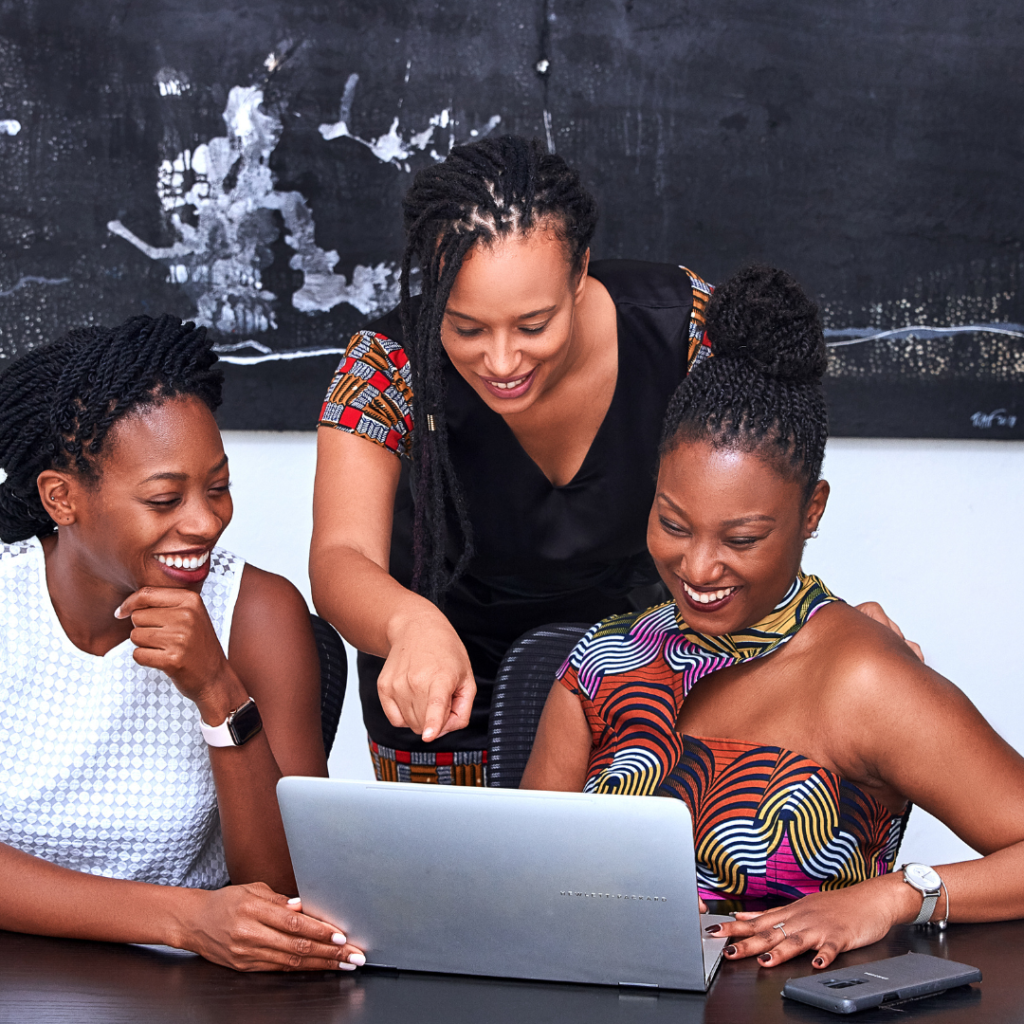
311, 135, 916, 783
0, 315, 363, 971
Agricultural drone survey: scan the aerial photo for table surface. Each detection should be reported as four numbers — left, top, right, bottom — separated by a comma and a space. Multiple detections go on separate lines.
1, 919, 1019, 1024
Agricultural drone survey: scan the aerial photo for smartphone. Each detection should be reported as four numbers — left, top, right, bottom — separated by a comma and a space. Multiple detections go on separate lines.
781, 952, 981, 1014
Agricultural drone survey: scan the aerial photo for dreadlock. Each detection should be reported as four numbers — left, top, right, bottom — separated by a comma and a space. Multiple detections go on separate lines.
0, 314, 222, 543
660, 265, 828, 500
399, 134, 599, 604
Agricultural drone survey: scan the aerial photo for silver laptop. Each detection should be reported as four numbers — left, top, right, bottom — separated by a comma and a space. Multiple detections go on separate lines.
277, 778, 728, 991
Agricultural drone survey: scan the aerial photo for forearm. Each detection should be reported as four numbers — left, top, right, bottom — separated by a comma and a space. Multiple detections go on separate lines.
196, 669, 296, 892
931, 842, 1024, 923
0, 842, 199, 946
310, 543, 442, 658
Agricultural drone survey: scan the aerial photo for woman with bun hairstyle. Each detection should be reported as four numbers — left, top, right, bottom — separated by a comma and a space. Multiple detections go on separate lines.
311, 135, 915, 782
522, 266, 1024, 967
0, 316, 363, 971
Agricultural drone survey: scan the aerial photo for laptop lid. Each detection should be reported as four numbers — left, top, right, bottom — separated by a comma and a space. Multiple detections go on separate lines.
278, 778, 727, 991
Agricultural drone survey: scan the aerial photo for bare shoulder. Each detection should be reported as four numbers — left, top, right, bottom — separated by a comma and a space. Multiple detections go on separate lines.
805, 601, 977, 737
228, 564, 317, 681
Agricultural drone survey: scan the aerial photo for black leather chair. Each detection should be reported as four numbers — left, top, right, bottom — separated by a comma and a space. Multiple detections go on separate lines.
311, 614, 347, 758
487, 623, 591, 788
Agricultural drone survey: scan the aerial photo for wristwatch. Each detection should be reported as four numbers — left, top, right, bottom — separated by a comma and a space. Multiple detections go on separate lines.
901, 863, 943, 925
200, 697, 263, 747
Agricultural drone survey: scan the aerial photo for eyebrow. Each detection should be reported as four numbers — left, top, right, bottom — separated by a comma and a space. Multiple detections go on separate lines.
656, 494, 776, 528
139, 455, 228, 484
446, 305, 557, 322
721, 514, 776, 527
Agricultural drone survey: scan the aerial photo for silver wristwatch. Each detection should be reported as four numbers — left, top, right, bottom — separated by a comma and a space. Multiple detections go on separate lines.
200, 697, 263, 747
901, 863, 943, 925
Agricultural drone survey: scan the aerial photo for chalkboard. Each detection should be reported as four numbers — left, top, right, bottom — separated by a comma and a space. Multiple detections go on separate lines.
1, 0, 1021, 437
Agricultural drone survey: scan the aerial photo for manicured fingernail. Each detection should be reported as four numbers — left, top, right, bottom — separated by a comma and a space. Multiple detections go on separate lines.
347, 953, 366, 966
337, 961, 357, 971
724, 945, 737, 956
813, 957, 825, 967
331, 932, 347, 945
287, 897, 301, 905
422, 730, 435, 742
758, 953, 772, 964
114, 605, 123, 618
704, 924, 721, 934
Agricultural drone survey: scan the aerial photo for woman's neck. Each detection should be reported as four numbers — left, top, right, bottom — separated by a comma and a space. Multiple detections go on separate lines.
40, 534, 134, 657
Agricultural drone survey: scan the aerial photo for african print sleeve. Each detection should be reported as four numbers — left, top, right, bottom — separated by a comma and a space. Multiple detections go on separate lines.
318, 331, 415, 458
681, 265, 714, 373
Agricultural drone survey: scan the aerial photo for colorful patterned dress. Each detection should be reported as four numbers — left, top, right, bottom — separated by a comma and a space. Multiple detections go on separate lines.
318, 261, 714, 784
558, 575, 910, 902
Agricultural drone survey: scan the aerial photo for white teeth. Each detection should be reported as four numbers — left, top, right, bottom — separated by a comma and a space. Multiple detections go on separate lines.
156, 551, 210, 571
492, 376, 527, 390
682, 581, 737, 605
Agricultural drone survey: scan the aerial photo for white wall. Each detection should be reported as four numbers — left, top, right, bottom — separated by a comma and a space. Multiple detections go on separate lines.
219, 431, 1024, 866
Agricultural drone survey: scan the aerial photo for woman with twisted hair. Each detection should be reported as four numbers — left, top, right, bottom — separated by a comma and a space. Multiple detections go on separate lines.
312, 135, 915, 783
0, 315, 363, 971
523, 266, 1024, 967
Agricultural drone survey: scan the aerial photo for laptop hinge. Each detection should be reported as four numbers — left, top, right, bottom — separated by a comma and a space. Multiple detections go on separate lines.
618, 982, 659, 990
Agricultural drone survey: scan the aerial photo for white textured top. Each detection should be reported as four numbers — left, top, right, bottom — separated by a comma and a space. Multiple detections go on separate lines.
0, 538, 243, 889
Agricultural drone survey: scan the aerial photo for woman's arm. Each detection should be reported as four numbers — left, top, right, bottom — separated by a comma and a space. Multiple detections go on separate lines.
519, 681, 593, 791
115, 566, 323, 892
0, 841, 362, 971
310, 427, 475, 741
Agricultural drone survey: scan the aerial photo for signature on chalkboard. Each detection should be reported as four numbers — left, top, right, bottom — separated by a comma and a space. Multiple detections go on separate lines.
970, 409, 1018, 429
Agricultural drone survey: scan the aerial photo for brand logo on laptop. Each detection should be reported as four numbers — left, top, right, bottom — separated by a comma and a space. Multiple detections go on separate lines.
559, 890, 667, 902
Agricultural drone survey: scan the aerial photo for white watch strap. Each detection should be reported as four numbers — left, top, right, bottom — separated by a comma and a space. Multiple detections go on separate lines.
200, 715, 236, 747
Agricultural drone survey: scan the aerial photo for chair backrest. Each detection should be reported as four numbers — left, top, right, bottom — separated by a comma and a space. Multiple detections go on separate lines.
487, 623, 591, 788
311, 615, 348, 758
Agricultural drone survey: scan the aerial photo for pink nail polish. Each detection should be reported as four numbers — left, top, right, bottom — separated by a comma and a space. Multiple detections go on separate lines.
348, 953, 366, 966
337, 961, 357, 971
287, 897, 301, 905
331, 932, 347, 945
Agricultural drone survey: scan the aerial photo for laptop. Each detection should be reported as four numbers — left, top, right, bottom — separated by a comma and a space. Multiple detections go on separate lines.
277, 778, 729, 991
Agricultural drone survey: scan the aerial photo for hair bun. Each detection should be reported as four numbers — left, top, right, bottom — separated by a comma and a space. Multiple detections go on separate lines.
704, 264, 826, 384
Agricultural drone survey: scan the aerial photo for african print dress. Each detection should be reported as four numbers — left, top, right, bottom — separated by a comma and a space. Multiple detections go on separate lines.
558, 575, 910, 903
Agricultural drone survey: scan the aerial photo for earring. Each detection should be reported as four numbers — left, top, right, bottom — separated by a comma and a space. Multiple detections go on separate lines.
809, 530, 819, 539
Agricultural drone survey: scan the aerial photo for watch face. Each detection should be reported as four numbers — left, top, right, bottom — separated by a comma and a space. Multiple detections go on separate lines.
904, 863, 941, 891
228, 699, 264, 746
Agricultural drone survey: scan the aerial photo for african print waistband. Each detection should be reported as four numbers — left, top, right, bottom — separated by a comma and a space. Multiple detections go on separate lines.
369, 740, 488, 787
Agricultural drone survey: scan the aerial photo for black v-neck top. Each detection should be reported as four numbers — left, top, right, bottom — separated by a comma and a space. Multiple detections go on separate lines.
321, 260, 710, 749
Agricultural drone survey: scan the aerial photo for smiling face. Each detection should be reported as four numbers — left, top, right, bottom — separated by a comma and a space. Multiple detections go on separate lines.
439, 225, 588, 412
647, 439, 829, 635
46, 396, 232, 595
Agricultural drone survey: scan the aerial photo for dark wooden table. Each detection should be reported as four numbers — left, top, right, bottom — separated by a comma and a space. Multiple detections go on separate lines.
1, 920, 1018, 1024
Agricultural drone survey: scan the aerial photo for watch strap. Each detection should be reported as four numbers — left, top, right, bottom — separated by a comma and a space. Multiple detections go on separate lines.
912, 891, 939, 925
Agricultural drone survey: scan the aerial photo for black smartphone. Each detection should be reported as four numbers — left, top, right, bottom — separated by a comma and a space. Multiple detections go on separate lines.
781, 951, 981, 1014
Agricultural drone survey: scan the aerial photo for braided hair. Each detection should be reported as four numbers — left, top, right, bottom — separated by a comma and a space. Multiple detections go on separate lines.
0, 314, 222, 543
399, 134, 599, 604
660, 265, 828, 499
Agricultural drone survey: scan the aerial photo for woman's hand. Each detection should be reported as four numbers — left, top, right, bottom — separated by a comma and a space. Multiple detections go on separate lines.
705, 876, 906, 969
179, 884, 365, 972
116, 587, 235, 710
854, 601, 924, 661
379, 608, 477, 742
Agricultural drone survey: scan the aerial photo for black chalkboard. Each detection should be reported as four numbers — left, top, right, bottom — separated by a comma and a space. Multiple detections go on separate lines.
1, 0, 1021, 437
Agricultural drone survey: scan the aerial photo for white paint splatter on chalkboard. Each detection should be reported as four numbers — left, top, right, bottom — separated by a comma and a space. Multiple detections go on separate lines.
0, 275, 69, 298
318, 71, 501, 171
107, 85, 401, 333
